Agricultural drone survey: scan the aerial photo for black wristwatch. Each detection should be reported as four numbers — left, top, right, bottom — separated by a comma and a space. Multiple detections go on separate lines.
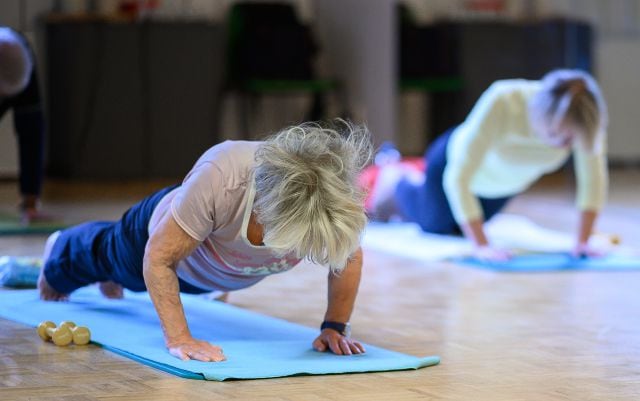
321, 321, 351, 337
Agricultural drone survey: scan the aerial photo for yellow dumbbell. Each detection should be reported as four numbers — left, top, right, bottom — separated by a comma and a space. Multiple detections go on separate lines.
71, 325, 91, 345
37, 321, 91, 346
609, 234, 621, 245
58, 321, 76, 331
594, 232, 622, 245
37, 321, 72, 346
60, 321, 91, 345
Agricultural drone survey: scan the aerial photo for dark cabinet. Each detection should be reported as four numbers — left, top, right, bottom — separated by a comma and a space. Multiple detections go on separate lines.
46, 20, 225, 178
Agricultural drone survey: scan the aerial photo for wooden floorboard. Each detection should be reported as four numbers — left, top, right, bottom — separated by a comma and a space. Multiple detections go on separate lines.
1, 170, 639, 400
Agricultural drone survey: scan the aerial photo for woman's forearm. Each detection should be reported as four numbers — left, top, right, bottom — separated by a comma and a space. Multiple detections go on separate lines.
143, 258, 191, 344
143, 213, 201, 345
461, 219, 489, 247
324, 248, 363, 323
577, 209, 598, 245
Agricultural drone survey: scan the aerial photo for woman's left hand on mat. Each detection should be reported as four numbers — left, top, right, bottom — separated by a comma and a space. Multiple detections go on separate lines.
167, 336, 226, 362
313, 329, 366, 356
473, 245, 512, 262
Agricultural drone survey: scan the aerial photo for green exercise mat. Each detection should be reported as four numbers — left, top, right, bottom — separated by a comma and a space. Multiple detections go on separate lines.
0, 211, 68, 235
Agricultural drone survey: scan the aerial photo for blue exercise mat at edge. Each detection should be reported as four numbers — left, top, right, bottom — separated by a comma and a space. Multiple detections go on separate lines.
455, 252, 640, 272
0, 288, 439, 381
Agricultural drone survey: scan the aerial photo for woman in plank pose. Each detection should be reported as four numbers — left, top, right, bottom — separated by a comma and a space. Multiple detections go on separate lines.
39, 120, 372, 362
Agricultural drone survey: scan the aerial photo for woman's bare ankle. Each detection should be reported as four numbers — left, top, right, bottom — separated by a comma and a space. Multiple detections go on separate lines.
98, 281, 124, 299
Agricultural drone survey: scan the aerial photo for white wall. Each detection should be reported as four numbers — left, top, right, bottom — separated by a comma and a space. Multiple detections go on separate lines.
315, 0, 396, 145
597, 39, 640, 160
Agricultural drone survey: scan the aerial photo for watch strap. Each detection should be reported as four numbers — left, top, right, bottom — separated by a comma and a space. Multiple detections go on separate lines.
320, 320, 348, 335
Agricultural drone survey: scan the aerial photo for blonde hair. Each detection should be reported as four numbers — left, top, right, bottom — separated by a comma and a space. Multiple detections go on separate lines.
0, 28, 33, 97
253, 120, 372, 272
529, 69, 608, 153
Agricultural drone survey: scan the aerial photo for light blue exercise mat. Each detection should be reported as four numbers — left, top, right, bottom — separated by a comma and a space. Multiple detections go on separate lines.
0, 287, 439, 381
455, 252, 640, 272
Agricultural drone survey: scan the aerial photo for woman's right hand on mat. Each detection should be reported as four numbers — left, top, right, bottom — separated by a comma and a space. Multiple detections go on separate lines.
571, 242, 603, 259
313, 329, 366, 356
473, 245, 512, 262
167, 336, 226, 362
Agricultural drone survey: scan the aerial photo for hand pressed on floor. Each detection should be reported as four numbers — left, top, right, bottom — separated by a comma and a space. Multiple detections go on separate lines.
313, 329, 366, 356
167, 336, 226, 362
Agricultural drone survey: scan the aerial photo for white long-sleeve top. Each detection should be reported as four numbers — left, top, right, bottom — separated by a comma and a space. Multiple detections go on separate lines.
443, 79, 608, 225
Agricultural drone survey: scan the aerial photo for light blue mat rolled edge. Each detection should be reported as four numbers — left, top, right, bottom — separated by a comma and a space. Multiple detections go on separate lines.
0, 287, 439, 381
455, 252, 640, 272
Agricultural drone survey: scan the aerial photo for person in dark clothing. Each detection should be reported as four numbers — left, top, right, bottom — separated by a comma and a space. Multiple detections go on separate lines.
0, 27, 46, 223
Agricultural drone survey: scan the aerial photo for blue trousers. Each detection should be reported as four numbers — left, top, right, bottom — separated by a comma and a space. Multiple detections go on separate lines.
395, 128, 511, 234
43, 185, 208, 294
15, 107, 44, 197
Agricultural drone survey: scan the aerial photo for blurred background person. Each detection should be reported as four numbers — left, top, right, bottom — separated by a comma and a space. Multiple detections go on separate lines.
0, 27, 46, 224
365, 69, 608, 261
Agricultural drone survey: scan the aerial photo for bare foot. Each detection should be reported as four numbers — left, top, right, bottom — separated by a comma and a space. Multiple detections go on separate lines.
19, 195, 58, 225
369, 164, 413, 221
216, 292, 229, 303
37, 269, 69, 301
21, 208, 57, 225
202, 291, 229, 303
99, 281, 124, 299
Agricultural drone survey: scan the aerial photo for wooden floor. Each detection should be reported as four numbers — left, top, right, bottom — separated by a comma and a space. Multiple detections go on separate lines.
1, 170, 639, 401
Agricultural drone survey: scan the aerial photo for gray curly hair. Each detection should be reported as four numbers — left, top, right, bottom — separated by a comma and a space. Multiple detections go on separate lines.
253, 120, 372, 272
0, 28, 33, 97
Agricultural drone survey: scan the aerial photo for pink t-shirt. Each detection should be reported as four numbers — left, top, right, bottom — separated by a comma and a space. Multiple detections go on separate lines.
148, 140, 302, 292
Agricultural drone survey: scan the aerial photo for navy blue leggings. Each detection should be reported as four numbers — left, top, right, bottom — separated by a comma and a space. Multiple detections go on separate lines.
15, 108, 44, 197
43, 185, 208, 294
395, 128, 511, 234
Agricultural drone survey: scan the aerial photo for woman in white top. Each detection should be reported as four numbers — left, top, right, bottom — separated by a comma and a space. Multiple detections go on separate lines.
38, 121, 372, 362
369, 69, 608, 260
